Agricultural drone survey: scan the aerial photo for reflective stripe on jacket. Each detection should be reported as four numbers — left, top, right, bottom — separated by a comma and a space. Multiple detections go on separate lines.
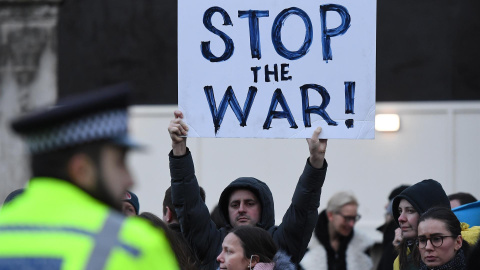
0, 178, 178, 270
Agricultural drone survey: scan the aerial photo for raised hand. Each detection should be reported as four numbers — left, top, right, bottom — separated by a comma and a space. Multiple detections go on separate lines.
168, 110, 188, 156
306, 127, 327, 169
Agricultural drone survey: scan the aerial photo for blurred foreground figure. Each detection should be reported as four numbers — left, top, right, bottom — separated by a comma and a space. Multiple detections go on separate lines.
2, 188, 24, 206
0, 84, 178, 269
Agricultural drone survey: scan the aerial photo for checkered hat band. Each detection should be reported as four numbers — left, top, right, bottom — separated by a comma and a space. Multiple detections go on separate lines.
26, 109, 128, 154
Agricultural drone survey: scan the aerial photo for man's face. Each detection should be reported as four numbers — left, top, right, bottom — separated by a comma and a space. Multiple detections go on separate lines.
328, 203, 359, 237
122, 201, 136, 216
228, 189, 261, 227
95, 144, 134, 211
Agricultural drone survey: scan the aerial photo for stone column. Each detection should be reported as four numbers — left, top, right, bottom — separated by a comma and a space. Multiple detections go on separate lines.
0, 0, 60, 204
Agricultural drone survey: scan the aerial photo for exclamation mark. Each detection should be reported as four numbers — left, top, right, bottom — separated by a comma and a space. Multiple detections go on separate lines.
345, 82, 355, 128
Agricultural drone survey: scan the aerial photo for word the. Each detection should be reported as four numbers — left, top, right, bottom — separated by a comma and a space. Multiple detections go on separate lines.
251, 64, 292, 83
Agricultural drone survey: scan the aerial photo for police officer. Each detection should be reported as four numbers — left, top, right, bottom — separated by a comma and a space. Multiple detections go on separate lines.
0, 84, 178, 269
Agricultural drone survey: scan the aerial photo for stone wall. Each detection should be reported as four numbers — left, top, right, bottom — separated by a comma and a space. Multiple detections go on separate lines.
0, 0, 60, 204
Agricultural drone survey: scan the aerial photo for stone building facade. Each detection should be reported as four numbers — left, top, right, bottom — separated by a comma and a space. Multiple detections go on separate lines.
0, 0, 60, 203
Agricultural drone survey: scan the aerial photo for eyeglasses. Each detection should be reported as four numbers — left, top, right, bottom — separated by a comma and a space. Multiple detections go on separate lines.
335, 212, 361, 223
416, 235, 457, 248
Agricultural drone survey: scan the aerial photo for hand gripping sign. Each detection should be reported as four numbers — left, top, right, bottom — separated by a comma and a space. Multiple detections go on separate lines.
178, 0, 376, 139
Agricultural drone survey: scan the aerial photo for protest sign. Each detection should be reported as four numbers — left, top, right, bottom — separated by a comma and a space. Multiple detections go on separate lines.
178, 0, 376, 138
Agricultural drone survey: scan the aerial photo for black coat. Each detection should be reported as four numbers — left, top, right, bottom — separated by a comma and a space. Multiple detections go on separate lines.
169, 149, 328, 269
376, 220, 398, 270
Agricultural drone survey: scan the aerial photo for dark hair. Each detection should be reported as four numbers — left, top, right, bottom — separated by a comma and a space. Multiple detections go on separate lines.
419, 207, 462, 235
413, 207, 470, 264
30, 141, 105, 180
396, 239, 419, 270
210, 204, 227, 229
229, 226, 278, 263
388, 185, 410, 201
139, 212, 200, 270
467, 240, 480, 270
448, 192, 477, 207
163, 186, 206, 219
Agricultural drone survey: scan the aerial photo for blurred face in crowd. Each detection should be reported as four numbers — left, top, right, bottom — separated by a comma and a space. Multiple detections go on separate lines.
217, 232, 250, 270
397, 199, 420, 239
328, 203, 358, 237
122, 201, 136, 216
450, 199, 461, 209
417, 219, 462, 268
228, 189, 261, 227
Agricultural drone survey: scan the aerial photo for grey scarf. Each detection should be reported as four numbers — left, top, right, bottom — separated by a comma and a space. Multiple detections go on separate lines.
419, 249, 465, 270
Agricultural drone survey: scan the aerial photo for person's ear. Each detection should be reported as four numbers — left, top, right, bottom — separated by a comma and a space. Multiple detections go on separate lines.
165, 206, 174, 223
454, 235, 463, 251
327, 211, 334, 222
249, 255, 260, 268
68, 153, 96, 190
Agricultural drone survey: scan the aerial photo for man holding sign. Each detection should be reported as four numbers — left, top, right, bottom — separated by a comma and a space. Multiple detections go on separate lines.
168, 110, 328, 269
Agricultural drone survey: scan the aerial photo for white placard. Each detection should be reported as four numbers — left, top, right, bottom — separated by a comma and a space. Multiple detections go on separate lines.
178, 0, 376, 139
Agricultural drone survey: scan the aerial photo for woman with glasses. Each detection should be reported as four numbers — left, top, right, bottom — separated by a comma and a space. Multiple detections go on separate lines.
415, 207, 469, 270
300, 191, 374, 270
391, 179, 451, 270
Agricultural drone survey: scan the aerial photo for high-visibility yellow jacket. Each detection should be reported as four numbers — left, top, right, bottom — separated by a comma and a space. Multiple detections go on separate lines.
0, 178, 178, 270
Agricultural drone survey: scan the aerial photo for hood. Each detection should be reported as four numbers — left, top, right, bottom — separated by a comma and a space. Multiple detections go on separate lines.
218, 177, 275, 229
392, 179, 449, 227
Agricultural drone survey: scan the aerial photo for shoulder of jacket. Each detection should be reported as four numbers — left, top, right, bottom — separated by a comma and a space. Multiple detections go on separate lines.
350, 230, 375, 250
121, 217, 171, 248
300, 235, 327, 270
272, 251, 296, 270
393, 256, 400, 270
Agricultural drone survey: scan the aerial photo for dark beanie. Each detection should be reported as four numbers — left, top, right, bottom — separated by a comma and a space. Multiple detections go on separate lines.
123, 191, 140, 215
388, 185, 410, 201
392, 179, 449, 226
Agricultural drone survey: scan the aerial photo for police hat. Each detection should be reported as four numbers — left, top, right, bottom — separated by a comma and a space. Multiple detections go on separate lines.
10, 83, 142, 154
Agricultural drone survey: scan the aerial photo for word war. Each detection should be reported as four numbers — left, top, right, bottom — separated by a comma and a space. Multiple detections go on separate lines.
204, 82, 356, 134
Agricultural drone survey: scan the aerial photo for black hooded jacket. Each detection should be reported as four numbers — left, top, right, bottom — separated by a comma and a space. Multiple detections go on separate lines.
169, 148, 328, 269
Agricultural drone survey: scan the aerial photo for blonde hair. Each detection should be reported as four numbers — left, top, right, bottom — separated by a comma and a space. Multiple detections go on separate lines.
326, 192, 358, 213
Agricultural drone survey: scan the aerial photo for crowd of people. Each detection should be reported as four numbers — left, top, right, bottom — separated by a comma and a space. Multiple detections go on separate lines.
0, 85, 479, 270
